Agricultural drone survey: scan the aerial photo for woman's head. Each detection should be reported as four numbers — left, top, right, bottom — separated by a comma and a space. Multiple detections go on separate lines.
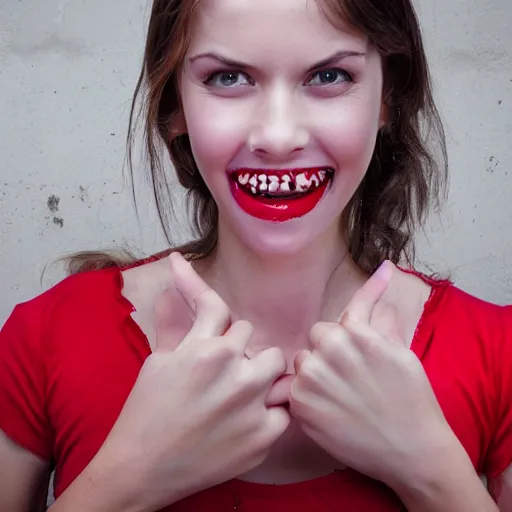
129, 0, 446, 272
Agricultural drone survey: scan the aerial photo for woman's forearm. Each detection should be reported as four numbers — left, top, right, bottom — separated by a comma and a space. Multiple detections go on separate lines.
48, 455, 148, 512
47, 445, 183, 512
393, 444, 497, 512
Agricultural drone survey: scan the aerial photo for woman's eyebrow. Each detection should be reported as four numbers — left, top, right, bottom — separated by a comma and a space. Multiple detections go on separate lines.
188, 49, 366, 70
188, 53, 250, 68
306, 50, 366, 72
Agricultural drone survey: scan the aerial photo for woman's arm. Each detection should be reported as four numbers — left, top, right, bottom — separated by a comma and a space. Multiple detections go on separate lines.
0, 430, 51, 512
489, 464, 512, 512
47, 450, 152, 512
46, 438, 184, 512
393, 439, 498, 512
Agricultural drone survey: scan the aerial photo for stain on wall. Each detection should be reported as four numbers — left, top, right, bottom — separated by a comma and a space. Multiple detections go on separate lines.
52, 217, 64, 228
47, 195, 60, 213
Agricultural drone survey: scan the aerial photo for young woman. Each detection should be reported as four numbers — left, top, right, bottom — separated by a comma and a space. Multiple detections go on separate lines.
1, 0, 511, 511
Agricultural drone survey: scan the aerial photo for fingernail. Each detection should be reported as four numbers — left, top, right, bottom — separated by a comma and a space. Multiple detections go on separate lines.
374, 260, 392, 279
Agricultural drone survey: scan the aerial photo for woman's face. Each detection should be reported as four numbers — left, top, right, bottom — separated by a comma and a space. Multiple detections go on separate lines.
180, 0, 386, 256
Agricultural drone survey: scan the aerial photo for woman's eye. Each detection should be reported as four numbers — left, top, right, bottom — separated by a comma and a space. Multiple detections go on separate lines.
306, 69, 352, 86
205, 71, 253, 87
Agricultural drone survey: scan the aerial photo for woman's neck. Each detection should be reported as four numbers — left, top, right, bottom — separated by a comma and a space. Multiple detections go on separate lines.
195, 225, 368, 358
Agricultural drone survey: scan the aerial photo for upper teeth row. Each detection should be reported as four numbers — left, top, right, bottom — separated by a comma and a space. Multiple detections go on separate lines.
237, 170, 329, 194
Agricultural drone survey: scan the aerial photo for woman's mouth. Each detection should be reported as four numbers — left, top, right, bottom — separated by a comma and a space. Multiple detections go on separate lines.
229, 167, 334, 222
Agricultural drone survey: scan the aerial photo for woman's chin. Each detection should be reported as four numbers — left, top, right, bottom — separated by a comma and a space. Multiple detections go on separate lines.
217, 191, 345, 258
232, 218, 336, 258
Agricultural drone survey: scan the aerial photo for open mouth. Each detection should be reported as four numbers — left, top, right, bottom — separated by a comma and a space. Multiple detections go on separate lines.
229, 167, 334, 222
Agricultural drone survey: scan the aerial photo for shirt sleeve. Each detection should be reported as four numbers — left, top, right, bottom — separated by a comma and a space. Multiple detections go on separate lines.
0, 303, 53, 460
483, 305, 512, 478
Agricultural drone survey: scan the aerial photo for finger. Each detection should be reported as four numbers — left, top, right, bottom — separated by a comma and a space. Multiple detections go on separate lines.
291, 352, 345, 405
265, 406, 291, 440
293, 350, 311, 374
309, 322, 362, 372
343, 320, 398, 358
265, 374, 294, 407
341, 260, 393, 325
370, 301, 404, 345
154, 288, 194, 352
222, 320, 254, 355
169, 253, 232, 344
251, 347, 287, 385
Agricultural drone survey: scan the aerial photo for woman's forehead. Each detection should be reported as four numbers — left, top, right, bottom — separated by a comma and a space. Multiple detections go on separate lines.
189, 0, 368, 56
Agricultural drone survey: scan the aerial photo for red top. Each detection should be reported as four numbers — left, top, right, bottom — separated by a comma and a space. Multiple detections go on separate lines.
1, 264, 512, 511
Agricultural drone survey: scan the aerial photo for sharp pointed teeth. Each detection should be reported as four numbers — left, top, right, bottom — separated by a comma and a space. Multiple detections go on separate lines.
238, 173, 250, 185
280, 181, 290, 192
310, 174, 320, 187
251, 186, 257, 194
282, 175, 291, 182
249, 175, 258, 187
295, 172, 309, 192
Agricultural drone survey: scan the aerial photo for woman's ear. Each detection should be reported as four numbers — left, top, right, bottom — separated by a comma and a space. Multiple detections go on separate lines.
168, 110, 187, 139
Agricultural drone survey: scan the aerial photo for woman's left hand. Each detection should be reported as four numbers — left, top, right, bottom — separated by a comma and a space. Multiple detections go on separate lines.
289, 261, 458, 489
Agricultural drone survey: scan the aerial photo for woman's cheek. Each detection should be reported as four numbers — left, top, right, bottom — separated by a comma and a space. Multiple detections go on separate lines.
317, 101, 380, 169
186, 101, 248, 173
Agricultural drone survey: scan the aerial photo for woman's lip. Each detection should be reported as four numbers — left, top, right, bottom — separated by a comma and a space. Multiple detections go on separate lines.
230, 178, 330, 222
229, 166, 334, 176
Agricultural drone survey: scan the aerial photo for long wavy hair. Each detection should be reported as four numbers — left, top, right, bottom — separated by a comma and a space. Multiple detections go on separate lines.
64, 0, 447, 276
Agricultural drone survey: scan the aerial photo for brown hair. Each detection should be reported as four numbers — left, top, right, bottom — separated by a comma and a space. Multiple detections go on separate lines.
65, 0, 447, 275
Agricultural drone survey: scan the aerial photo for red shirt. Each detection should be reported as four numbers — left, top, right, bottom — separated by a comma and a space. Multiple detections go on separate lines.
1, 264, 512, 511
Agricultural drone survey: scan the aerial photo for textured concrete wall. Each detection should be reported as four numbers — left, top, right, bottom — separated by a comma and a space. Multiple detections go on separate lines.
1, 0, 511, 326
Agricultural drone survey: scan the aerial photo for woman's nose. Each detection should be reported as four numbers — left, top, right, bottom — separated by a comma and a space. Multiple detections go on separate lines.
247, 89, 309, 160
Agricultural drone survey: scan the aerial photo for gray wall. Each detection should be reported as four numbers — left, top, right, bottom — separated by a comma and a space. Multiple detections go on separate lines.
1, 0, 511, 326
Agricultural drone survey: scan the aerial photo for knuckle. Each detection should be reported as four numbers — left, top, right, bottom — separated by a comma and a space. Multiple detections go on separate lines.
357, 334, 383, 359
231, 369, 258, 393
193, 340, 234, 366
297, 354, 322, 385
317, 329, 345, 358
229, 319, 254, 339
213, 341, 240, 361
264, 346, 287, 369
310, 322, 339, 347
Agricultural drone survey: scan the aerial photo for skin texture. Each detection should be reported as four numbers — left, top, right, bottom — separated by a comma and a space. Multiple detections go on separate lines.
0, 0, 508, 511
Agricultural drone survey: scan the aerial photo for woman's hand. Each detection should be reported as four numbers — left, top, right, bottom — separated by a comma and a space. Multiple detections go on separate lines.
290, 261, 457, 490
83, 253, 290, 512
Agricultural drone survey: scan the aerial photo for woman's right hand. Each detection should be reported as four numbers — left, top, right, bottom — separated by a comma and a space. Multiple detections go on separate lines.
91, 252, 290, 512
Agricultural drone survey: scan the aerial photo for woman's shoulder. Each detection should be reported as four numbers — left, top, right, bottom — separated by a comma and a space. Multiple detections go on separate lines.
429, 275, 511, 334
398, 265, 511, 332
385, 264, 511, 360
2, 266, 135, 348
13, 267, 124, 319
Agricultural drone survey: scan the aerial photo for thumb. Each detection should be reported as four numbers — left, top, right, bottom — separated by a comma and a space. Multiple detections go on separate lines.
340, 260, 393, 325
294, 350, 311, 374
154, 286, 194, 352
168, 252, 210, 313
370, 301, 404, 345
168, 252, 232, 348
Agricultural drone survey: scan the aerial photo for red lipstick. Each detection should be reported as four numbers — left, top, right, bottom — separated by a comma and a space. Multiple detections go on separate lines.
229, 167, 332, 223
